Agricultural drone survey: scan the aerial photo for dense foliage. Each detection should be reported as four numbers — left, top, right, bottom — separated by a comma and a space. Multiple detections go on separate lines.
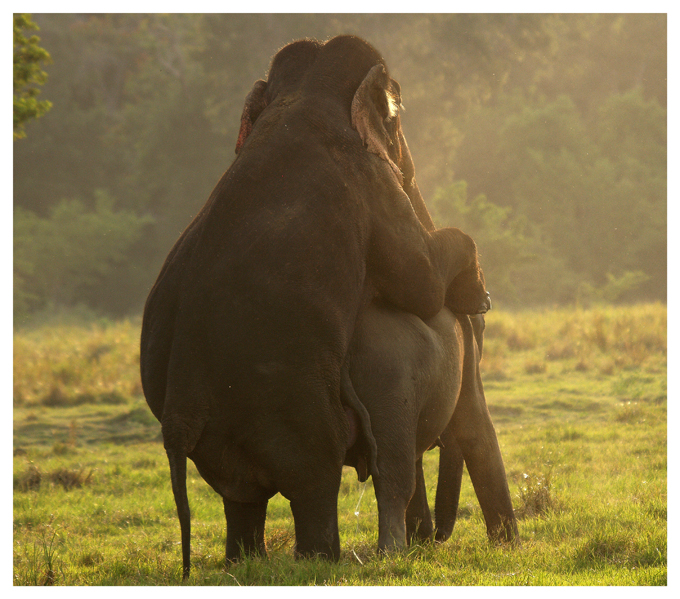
13, 14, 666, 320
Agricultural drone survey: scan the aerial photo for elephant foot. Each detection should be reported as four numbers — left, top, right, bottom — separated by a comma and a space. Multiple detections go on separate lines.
377, 508, 408, 552
406, 521, 434, 546
434, 528, 451, 543
487, 516, 520, 546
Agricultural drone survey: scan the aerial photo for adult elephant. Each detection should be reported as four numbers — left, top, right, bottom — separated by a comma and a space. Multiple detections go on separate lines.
140, 35, 489, 578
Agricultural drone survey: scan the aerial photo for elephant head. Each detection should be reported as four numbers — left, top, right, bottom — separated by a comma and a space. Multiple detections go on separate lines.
235, 38, 322, 153
445, 247, 491, 315
235, 36, 420, 211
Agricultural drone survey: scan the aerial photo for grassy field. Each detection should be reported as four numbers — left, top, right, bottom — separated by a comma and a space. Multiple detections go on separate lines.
13, 303, 667, 585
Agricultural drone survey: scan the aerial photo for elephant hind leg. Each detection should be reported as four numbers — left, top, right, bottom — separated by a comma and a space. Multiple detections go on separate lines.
373, 456, 416, 552
289, 493, 341, 561
405, 457, 433, 544
223, 498, 268, 562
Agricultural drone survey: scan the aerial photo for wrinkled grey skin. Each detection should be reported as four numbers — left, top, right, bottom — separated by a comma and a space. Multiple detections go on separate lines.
140, 35, 490, 578
345, 307, 518, 551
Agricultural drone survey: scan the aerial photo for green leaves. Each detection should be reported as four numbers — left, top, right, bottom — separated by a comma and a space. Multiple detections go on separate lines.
13, 14, 52, 140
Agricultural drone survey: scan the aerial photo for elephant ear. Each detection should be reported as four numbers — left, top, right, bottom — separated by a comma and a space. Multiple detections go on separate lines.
235, 79, 268, 154
351, 64, 403, 184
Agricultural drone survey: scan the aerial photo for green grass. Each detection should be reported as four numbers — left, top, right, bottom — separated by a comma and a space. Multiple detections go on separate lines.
13, 304, 667, 585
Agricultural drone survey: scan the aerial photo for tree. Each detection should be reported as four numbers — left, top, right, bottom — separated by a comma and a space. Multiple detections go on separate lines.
446, 87, 666, 305
13, 191, 152, 320
445, 15, 666, 305
11, 14, 666, 317
13, 14, 52, 140
431, 181, 578, 305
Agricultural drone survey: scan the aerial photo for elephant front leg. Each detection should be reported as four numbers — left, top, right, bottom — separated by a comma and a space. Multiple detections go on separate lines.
223, 498, 268, 562
457, 429, 518, 544
369, 213, 485, 322
451, 316, 519, 545
452, 393, 518, 543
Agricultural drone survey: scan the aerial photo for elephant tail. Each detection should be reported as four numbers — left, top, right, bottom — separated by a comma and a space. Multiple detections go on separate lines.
341, 361, 380, 480
160, 375, 209, 579
165, 445, 191, 579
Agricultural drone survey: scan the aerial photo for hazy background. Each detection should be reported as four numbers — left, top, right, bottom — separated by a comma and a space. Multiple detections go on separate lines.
13, 14, 667, 323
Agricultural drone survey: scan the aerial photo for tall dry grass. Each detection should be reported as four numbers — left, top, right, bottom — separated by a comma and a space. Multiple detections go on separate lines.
482, 302, 666, 379
13, 318, 143, 407
13, 304, 666, 408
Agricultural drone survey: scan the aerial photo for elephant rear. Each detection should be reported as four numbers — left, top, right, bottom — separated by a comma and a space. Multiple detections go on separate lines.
346, 304, 517, 550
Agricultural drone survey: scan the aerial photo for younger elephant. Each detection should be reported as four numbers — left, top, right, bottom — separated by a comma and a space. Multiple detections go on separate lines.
344, 299, 518, 551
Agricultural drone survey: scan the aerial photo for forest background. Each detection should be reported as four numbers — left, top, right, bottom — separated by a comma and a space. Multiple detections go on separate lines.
13, 13, 667, 323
